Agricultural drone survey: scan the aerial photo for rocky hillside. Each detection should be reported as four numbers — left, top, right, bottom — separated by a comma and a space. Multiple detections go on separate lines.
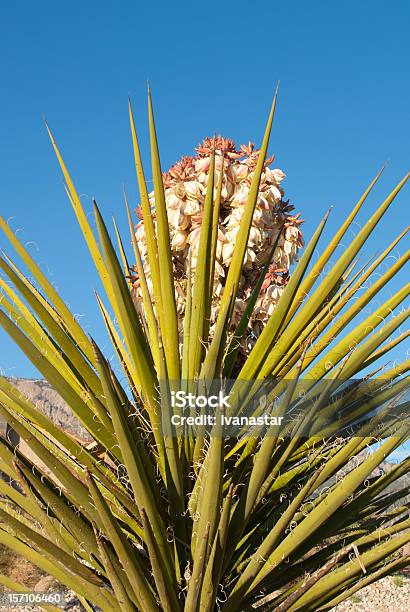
7, 377, 90, 441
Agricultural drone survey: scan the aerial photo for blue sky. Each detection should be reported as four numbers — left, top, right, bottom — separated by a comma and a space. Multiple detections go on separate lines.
0, 0, 408, 382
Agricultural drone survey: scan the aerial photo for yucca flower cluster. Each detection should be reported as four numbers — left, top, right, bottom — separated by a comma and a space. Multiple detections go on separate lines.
134, 136, 303, 348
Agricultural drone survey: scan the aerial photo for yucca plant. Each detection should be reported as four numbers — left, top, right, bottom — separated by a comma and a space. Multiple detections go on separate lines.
0, 88, 408, 612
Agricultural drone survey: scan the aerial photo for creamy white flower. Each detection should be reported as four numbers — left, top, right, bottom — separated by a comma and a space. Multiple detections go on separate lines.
285, 225, 299, 240
187, 227, 201, 247
168, 208, 190, 230
166, 192, 184, 209
231, 187, 249, 207
197, 172, 208, 184
268, 185, 283, 203
173, 183, 186, 199
221, 181, 234, 200
248, 226, 262, 246
230, 163, 248, 182
222, 242, 235, 262
185, 181, 203, 201
271, 169, 286, 183
182, 199, 201, 216
283, 240, 293, 255
195, 158, 210, 173
257, 194, 271, 210
245, 248, 256, 265
172, 231, 188, 251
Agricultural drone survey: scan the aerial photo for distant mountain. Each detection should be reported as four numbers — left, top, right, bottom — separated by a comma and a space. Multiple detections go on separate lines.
6, 377, 90, 441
